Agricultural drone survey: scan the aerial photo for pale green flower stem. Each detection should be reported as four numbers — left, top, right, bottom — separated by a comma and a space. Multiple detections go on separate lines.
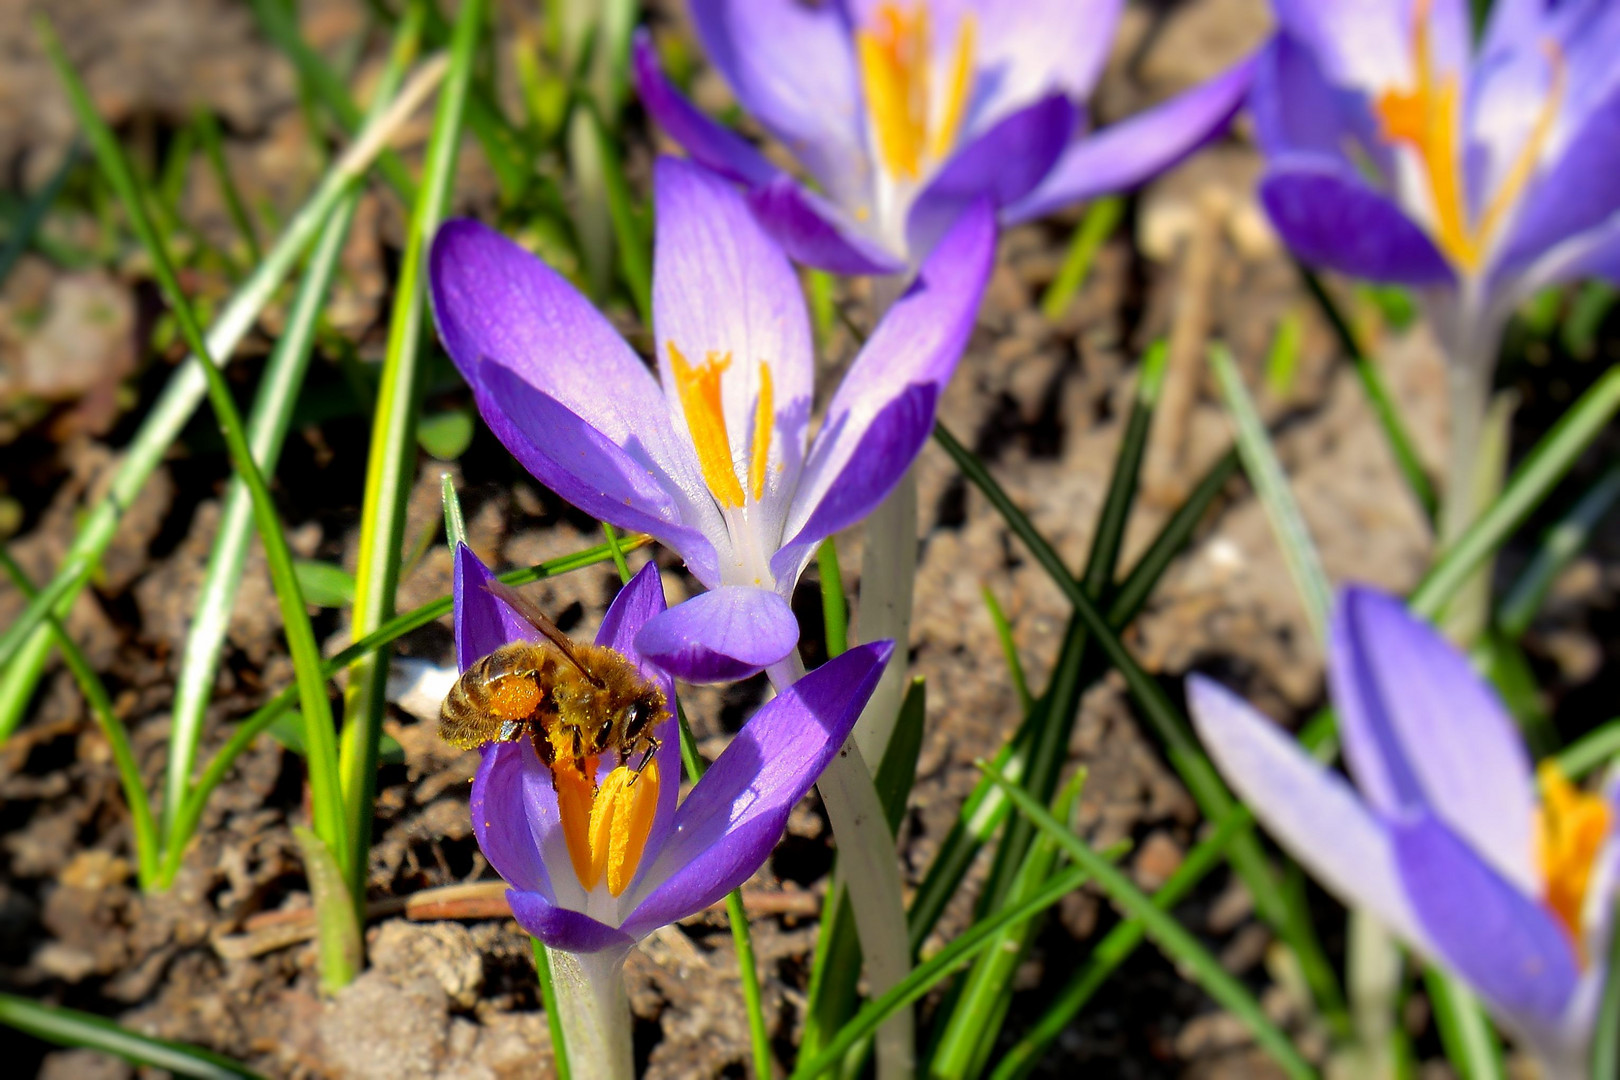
549, 947, 635, 1080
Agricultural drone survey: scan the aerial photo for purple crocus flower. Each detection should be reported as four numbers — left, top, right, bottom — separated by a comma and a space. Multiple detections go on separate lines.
456, 543, 891, 953
1189, 586, 1617, 1077
1251, 0, 1620, 368
631, 0, 1256, 274
429, 156, 992, 683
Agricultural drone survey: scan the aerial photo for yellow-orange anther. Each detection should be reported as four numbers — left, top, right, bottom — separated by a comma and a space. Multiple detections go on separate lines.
669, 342, 745, 508
1534, 761, 1612, 958
555, 757, 601, 889
857, 4, 976, 181
748, 361, 773, 502
1375, 0, 1474, 267
585, 760, 661, 897
1375, 0, 1565, 271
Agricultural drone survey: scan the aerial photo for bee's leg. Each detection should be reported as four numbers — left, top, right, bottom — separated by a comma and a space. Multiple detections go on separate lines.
627, 736, 661, 784
529, 726, 555, 766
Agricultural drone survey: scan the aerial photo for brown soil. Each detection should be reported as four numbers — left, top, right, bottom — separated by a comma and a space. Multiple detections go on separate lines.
2, 1, 1616, 1077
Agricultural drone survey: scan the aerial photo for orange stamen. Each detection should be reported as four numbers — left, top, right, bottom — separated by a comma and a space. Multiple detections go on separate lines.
857, 5, 976, 181
749, 361, 773, 502
586, 760, 662, 897
1374, 0, 1565, 270
668, 342, 744, 508
1534, 761, 1612, 960
555, 757, 601, 889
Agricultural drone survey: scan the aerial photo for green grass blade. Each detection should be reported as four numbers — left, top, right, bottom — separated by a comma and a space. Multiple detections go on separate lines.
989, 803, 1256, 1079
1296, 264, 1438, 522
1556, 717, 1620, 779
161, 537, 647, 885
1496, 461, 1620, 640
0, 551, 159, 888
585, 102, 651, 322
1211, 343, 1333, 637
928, 772, 1086, 1078
0, 993, 264, 1079
793, 864, 1101, 1080
566, 105, 615, 302
818, 538, 849, 659
601, 523, 632, 582
338, 0, 481, 914
292, 826, 364, 995
0, 49, 446, 739
1410, 364, 1620, 620
194, 109, 262, 263
986, 772, 1318, 1080
1039, 196, 1124, 321
42, 14, 354, 910
441, 475, 468, 549
1423, 970, 1504, 1080
164, 191, 363, 849
981, 586, 1031, 713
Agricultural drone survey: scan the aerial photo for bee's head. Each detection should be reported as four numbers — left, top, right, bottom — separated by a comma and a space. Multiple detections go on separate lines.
621, 686, 668, 742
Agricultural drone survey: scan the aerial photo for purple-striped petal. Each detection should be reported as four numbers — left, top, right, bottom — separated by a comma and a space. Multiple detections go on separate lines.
1495, 82, 1620, 280
1271, 0, 1469, 95
595, 562, 682, 877
454, 542, 543, 672
652, 157, 815, 543
746, 176, 907, 276
507, 888, 635, 954
631, 30, 777, 187
687, 0, 867, 206
776, 199, 993, 581
1251, 32, 1386, 166
633, 586, 799, 684
1186, 676, 1428, 948
471, 743, 553, 899
472, 365, 721, 585
1329, 587, 1538, 893
619, 641, 892, 937
1392, 813, 1578, 1025
1004, 56, 1255, 225
959, 0, 1123, 132
907, 94, 1075, 255
1259, 156, 1456, 285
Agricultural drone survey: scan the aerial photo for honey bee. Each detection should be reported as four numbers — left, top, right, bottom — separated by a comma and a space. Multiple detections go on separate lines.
439, 579, 666, 781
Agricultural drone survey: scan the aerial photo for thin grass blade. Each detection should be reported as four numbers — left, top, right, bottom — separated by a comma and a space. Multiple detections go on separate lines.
0, 994, 263, 1080
1496, 461, 1620, 640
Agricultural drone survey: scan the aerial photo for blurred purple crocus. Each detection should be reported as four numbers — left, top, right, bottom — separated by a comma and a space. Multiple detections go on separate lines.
1189, 586, 1617, 1077
1252, 0, 1620, 372
631, 0, 1255, 274
458, 544, 891, 952
430, 156, 991, 684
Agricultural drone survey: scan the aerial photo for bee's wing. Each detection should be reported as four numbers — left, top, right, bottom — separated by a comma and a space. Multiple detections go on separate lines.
482, 578, 605, 687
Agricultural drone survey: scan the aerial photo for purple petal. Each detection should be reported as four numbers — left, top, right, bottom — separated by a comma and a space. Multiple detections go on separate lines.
619, 641, 893, 937
630, 31, 777, 188
958, 0, 1123, 131
471, 743, 554, 899
1186, 676, 1428, 948
595, 562, 683, 873
907, 95, 1075, 256
473, 365, 722, 584
429, 221, 724, 571
651, 157, 816, 540
1004, 56, 1254, 225
633, 586, 799, 684
1251, 33, 1383, 166
687, 0, 867, 205
1271, 0, 1469, 95
507, 888, 635, 954
746, 176, 907, 276
454, 542, 544, 672
1495, 82, 1620, 280
777, 200, 994, 578
1329, 587, 1538, 893
1392, 813, 1578, 1025
1259, 156, 1456, 285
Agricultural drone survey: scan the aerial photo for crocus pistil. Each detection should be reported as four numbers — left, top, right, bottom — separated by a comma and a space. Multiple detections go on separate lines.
1536, 761, 1613, 959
